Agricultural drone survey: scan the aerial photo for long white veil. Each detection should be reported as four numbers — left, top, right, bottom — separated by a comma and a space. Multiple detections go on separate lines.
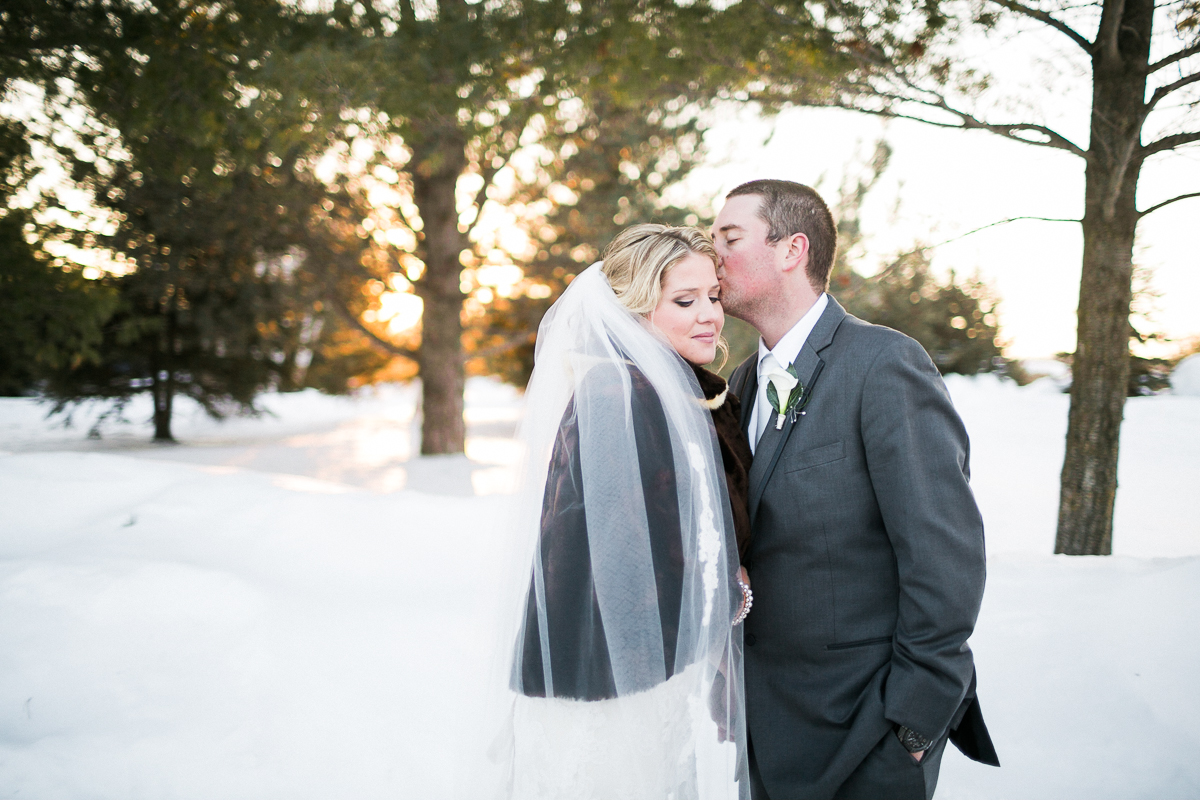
467, 264, 748, 800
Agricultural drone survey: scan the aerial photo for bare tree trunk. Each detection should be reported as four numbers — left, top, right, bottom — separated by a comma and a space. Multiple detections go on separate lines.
411, 132, 468, 455
1055, 0, 1153, 554
1057, 196, 1137, 554
152, 369, 175, 442
152, 302, 177, 442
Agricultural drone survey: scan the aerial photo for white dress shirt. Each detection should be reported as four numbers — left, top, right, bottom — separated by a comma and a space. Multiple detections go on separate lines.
749, 292, 829, 453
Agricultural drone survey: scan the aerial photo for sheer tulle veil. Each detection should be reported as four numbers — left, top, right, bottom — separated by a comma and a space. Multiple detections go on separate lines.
464, 263, 749, 800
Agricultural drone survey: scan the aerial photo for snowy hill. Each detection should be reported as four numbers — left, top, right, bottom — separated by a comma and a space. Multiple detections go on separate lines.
0, 375, 1196, 799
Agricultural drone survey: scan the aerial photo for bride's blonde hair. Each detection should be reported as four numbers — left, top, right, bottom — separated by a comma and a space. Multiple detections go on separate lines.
600, 223, 727, 367
601, 224, 717, 313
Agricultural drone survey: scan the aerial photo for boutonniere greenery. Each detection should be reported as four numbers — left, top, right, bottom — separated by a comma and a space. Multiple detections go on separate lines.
763, 362, 812, 430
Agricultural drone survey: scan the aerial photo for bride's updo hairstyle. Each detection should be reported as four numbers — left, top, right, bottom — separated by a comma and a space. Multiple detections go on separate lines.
600, 224, 719, 315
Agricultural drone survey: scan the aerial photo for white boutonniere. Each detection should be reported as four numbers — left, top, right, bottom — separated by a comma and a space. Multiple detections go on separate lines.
763, 362, 808, 430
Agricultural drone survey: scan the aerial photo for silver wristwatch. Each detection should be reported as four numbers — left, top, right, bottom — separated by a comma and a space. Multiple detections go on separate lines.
895, 725, 934, 753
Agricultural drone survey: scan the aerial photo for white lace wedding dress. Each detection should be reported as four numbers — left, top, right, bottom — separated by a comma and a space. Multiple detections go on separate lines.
510, 664, 741, 800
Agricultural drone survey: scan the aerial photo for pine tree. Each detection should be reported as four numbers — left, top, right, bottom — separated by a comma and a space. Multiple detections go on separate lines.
293, 0, 838, 447
35, 1, 324, 440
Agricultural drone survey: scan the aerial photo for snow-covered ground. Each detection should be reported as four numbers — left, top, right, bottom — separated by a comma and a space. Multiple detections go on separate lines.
0, 375, 1196, 799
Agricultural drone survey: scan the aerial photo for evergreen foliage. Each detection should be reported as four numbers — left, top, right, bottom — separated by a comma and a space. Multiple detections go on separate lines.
291, 0, 840, 447
840, 254, 1002, 376
1127, 355, 1173, 396
0, 210, 119, 396
4, 1, 842, 444
26, 1, 337, 440
0, 118, 118, 396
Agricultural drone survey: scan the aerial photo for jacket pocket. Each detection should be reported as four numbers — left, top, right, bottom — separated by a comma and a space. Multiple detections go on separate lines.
825, 635, 892, 651
783, 440, 845, 473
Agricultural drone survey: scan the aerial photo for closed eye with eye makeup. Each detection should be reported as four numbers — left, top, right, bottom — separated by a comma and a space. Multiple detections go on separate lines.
674, 292, 721, 309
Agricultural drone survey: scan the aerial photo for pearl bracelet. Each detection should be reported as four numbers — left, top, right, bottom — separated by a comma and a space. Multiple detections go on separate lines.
733, 577, 753, 626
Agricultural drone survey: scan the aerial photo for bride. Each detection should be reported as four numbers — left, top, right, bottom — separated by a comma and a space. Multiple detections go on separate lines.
476, 224, 753, 800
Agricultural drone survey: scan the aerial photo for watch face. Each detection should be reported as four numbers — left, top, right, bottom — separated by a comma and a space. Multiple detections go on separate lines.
898, 727, 933, 752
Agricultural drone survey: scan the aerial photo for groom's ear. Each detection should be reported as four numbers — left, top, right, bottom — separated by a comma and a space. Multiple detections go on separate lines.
780, 232, 811, 274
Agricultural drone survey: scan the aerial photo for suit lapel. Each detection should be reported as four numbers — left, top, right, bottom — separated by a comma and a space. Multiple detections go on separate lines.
730, 357, 758, 438
747, 296, 847, 525
748, 345, 822, 523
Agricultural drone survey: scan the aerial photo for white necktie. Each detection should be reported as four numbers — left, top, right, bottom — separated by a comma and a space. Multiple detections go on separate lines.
754, 353, 782, 451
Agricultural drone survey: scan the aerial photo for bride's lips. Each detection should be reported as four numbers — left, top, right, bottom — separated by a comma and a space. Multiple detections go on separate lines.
692, 333, 715, 342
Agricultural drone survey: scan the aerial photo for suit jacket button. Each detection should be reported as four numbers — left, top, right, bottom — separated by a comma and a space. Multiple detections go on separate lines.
746, 634, 757, 646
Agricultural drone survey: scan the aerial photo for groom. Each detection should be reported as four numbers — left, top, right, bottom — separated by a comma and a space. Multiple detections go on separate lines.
714, 180, 999, 800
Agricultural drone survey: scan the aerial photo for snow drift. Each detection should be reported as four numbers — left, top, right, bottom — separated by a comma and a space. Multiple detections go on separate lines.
0, 375, 1196, 799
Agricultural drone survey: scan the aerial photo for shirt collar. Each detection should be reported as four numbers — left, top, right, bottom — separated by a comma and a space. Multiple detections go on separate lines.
758, 292, 829, 373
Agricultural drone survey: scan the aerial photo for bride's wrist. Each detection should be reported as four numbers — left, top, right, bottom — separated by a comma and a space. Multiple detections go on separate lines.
733, 576, 753, 625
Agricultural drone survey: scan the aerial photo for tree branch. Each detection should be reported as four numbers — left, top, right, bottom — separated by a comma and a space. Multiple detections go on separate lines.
880, 75, 1084, 154
928, 109, 1086, 155
1146, 70, 1200, 112
759, 0, 1090, 158
988, 0, 1095, 53
465, 330, 538, 361
816, 93, 1088, 157
467, 100, 539, 233
1138, 191, 1200, 219
393, 197, 421, 239
471, 160, 505, 223
329, 295, 419, 358
1142, 130, 1200, 157
1148, 42, 1200, 74
812, 101, 976, 130
898, 215, 1080, 258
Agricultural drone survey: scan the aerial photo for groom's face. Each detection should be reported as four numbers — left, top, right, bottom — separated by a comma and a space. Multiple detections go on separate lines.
712, 194, 783, 318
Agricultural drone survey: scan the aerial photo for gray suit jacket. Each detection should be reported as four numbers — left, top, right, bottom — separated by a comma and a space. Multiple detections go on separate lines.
730, 296, 995, 799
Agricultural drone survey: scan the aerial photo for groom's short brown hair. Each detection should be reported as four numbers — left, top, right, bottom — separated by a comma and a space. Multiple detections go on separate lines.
726, 180, 837, 292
